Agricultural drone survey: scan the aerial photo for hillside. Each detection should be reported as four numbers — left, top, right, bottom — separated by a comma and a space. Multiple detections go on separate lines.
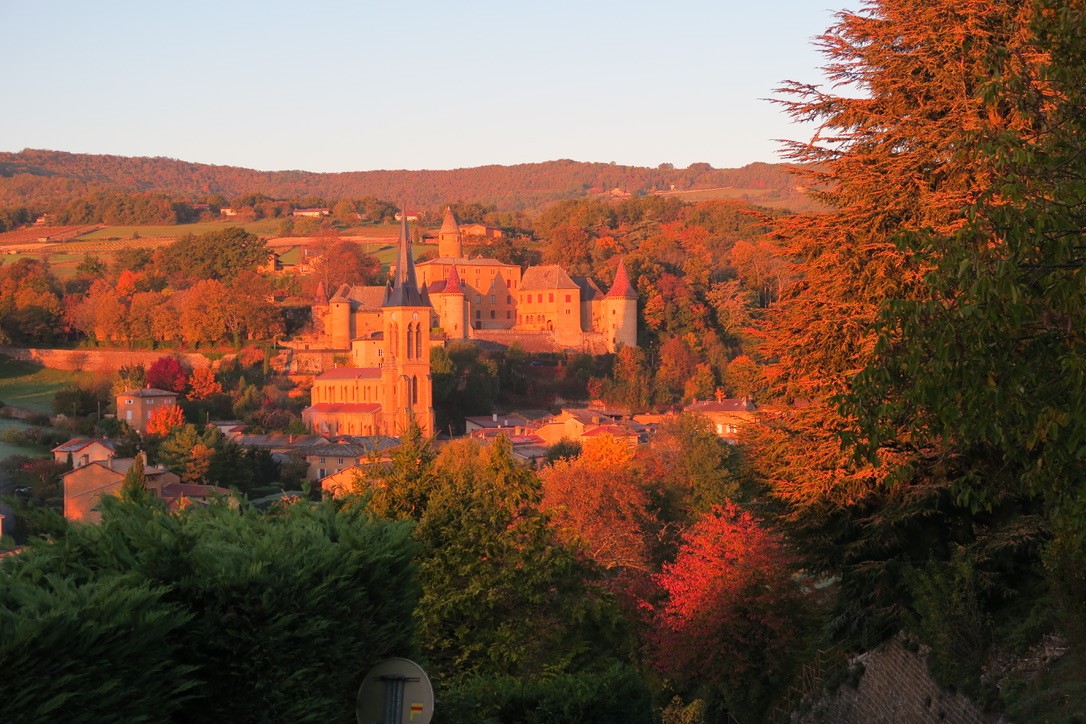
0, 149, 818, 213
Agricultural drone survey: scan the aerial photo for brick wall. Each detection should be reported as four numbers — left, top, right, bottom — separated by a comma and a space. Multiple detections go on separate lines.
796, 633, 996, 724
0, 347, 212, 373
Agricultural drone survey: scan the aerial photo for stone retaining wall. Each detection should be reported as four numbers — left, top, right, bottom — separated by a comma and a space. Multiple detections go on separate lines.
796, 633, 996, 723
0, 347, 212, 373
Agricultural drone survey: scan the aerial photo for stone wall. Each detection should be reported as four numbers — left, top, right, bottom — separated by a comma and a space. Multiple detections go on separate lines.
795, 633, 995, 724
0, 347, 212, 373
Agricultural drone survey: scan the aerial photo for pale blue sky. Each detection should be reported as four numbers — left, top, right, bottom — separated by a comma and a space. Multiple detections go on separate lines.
0, 0, 854, 172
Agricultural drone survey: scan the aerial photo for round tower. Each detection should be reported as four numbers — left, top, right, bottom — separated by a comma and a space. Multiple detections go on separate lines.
438, 207, 463, 259
329, 293, 352, 350
603, 258, 638, 352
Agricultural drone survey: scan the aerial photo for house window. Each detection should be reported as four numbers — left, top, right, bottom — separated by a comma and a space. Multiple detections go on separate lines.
319, 468, 326, 478
126, 399, 133, 405
126, 411, 132, 421
507, 311, 512, 319
565, 294, 572, 303
490, 294, 495, 304
506, 279, 511, 288
490, 310, 495, 319
475, 294, 482, 303
320, 457, 326, 463
549, 293, 554, 302
537, 294, 543, 303
476, 310, 481, 319
338, 458, 344, 464
507, 295, 512, 304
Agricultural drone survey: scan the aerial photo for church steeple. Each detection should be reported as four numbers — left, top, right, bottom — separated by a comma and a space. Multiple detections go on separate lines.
384, 211, 428, 307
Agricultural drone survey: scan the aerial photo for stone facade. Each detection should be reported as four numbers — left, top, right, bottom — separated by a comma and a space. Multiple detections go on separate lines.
295, 208, 638, 358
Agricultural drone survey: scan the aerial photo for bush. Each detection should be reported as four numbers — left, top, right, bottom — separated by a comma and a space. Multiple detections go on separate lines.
0, 496, 419, 721
436, 663, 654, 724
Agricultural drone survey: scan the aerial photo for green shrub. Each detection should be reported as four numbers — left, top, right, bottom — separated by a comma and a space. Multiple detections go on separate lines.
436, 663, 654, 724
0, 496, 419, 722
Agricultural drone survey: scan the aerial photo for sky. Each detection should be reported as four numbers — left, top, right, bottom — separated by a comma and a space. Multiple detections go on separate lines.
1, 0, 855, 173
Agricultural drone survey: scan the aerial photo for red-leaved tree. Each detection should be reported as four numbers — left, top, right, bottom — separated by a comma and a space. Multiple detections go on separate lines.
653, 503, 805, 718
146, 356, 189, 393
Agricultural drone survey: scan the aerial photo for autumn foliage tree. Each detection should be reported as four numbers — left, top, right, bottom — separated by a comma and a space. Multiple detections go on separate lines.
653, 504, 804, 720
187, 367, 223, 400
146, 356, 189, 392
540, 435, 656, 579
145, 404, 185, 438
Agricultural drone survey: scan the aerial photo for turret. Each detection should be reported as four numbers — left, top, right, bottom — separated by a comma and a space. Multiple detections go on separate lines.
602, 258, 638, 352
438, 206, 462, 259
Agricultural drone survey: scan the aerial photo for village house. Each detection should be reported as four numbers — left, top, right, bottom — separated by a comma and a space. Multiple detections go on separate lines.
684, 396, 758, 442
62, 457, 179, 524
51, 438, 117, 468
116, 387, 179, 435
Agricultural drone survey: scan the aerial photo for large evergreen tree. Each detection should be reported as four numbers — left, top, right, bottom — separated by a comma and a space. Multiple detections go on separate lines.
754, 0, 1072, 649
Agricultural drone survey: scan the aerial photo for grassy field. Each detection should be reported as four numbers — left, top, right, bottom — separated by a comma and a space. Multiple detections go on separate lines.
77, 219, 284, 240
0, 356, 88, 414
0, 418, 46, 460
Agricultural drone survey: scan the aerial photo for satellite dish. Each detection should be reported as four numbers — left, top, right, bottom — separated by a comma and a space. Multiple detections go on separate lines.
356, 657, 434, 724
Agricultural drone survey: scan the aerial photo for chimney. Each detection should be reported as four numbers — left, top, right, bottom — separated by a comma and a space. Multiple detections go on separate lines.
492, 413, 498, 422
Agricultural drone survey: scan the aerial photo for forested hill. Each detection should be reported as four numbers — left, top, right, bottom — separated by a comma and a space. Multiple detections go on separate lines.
0, 148, 813, 212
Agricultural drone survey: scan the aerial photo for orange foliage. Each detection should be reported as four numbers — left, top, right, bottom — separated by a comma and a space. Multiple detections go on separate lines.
539, 436, 654, 574
145, 404, 185, 437
187, 367, 222, 400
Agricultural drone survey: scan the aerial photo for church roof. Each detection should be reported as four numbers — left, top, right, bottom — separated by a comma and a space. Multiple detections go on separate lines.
604, 258, 637, 299
439, 207, 460, 235
303, 402, 382, 415
347, 286, 388, 310
521, 265, 579, 290
383, 213, 429, 308
417, 256, 516, 268
316, 368, 382, 381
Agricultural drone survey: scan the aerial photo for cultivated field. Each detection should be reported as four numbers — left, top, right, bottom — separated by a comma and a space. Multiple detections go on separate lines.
0, 356, 89, 414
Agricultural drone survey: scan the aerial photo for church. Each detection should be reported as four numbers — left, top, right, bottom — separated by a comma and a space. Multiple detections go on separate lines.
300, 215, 435, 437
306, 207, 638, 358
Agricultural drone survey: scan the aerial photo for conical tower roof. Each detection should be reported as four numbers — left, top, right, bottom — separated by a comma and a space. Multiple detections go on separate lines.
383, 211, 428, 307
439, 207, 460, 236
313, 280, 328, 304
444, 264, 464, 294
604, 258, 637, 299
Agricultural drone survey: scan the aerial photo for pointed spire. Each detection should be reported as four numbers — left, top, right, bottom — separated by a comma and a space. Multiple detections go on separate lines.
313, 280, 327, 304
383, 209, 428, 307
444, 264, 464, 294
439, 207, 460, 236
604, 257, 637, 299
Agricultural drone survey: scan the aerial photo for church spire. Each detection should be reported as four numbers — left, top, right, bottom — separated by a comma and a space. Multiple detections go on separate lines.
384, 210, 428, 307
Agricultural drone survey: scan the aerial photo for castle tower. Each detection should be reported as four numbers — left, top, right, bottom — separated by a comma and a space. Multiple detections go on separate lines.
433, 264, 469, 340
437, 206, 462, 259
382, 212, 435, 436
602, 257, 638, 352
328, 284, 352, 351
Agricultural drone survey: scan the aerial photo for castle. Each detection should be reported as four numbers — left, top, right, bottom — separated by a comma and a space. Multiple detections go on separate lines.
304, 207, 638, 360
300, 215, 435, 437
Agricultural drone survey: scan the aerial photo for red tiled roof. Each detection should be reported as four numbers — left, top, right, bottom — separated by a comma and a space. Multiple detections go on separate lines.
303, 403, 381, 414
604, 258, 637, 299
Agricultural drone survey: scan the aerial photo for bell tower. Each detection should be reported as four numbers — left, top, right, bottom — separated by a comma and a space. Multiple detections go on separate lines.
381, 212, 435, 436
